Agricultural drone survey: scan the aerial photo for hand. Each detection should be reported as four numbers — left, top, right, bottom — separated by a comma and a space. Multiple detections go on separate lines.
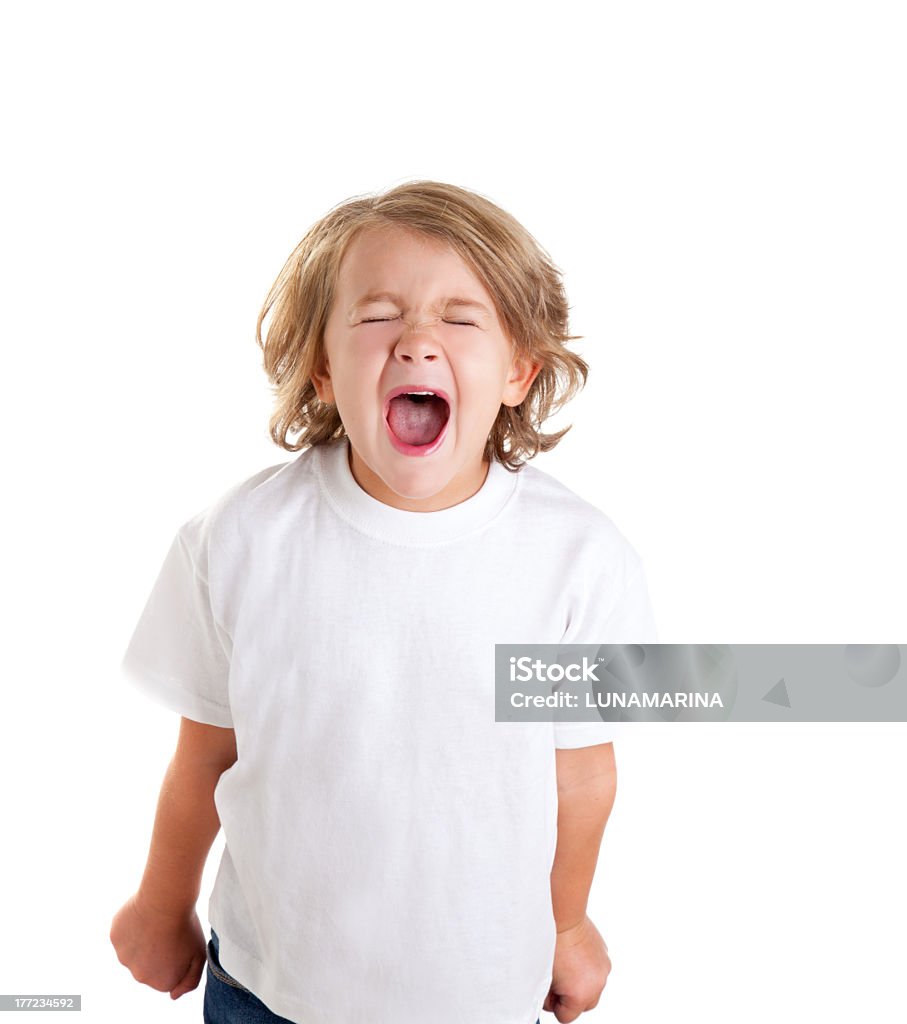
543, 915, 611, 1023
109, 892, 206, 1000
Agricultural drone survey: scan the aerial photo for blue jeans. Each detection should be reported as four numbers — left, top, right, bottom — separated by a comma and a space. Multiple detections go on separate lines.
203, 928, 541, 1024
204, 929, 296, 1024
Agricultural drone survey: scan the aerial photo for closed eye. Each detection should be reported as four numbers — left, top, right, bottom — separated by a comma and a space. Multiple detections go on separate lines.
360, 317, 478, 327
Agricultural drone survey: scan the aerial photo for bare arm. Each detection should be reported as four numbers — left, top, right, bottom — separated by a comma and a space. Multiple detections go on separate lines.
135, 716, 238, 919
543, 742, 617, 1020
110, 717, 238, 999
550, 741, 617, 931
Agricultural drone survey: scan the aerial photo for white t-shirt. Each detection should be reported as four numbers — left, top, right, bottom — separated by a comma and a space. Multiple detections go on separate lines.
121, 436, 658, 1024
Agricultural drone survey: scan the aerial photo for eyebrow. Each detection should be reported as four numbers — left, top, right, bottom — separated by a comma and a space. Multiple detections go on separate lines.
349, 291, 492, 316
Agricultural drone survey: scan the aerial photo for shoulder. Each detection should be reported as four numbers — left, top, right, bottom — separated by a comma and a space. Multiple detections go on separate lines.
176, 447, 319, 563
514, 462, 643, 561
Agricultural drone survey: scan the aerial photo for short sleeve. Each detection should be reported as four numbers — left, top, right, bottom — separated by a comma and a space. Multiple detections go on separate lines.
553, 560, 658, 749
120, 524, 234, 728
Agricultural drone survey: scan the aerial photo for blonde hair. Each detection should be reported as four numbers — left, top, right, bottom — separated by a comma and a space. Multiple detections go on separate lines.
256, 180, 588, 471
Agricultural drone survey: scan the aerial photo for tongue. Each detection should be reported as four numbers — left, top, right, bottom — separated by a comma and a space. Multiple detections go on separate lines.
387, 394, 449, 446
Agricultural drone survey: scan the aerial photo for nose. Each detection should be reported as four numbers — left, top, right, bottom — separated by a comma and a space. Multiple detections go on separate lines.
394, 318, 442, 361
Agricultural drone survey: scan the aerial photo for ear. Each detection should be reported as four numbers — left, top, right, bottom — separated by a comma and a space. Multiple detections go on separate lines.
310, 349, 335, 405
501, 353, 542, 408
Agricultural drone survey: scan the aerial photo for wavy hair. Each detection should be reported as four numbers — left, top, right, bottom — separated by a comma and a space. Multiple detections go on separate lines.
255, 180, 588, 471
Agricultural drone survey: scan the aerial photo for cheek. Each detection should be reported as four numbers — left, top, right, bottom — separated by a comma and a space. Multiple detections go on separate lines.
456, 353, 511, 399
349, 332, 396, 372
328, 340, 380, 387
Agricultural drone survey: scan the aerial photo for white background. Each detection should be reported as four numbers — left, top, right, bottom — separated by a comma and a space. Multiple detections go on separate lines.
1, 1, 905, 1022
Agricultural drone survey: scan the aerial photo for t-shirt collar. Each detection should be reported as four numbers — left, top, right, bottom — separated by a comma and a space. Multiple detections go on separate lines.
313, 436, 520, 546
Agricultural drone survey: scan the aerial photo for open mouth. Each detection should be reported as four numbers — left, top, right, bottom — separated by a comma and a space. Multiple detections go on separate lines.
384, 389, 451, 453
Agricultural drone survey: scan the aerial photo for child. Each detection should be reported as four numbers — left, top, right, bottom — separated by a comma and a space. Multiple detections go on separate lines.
109, 180, 658, 1024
